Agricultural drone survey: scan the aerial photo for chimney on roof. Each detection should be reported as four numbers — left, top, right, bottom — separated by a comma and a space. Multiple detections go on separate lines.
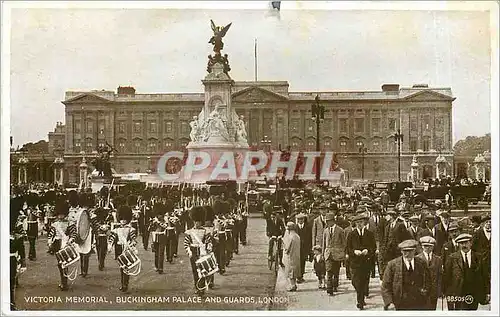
412, 84, 429, 88
381, 84, 400, 92
117, 86, 136, 95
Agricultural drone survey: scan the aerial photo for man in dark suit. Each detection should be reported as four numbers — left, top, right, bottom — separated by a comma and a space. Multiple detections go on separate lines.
472, 214, 491, 256
443, 233, 488, 310
419, 214, 437, 239
417, 236, 443, 310
382, 239, 432, 310
322, 212, 346, 295
266, 207, 286, 267
346, 213, 376, 310
440, 221, 460, 269
366, 206, 386, 279
383, 212, 412, 270
434, 207, 451, 256
295, 213, 312, 283
407, 215, 425, 254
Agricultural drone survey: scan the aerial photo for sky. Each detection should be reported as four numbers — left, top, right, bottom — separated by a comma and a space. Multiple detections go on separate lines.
8, 2, 493, 148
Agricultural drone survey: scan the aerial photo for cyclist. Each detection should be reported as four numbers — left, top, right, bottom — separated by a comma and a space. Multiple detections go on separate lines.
266, 206, 286, 267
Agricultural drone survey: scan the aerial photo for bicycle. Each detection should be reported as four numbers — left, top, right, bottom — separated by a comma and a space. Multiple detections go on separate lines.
268, 235, 283, 275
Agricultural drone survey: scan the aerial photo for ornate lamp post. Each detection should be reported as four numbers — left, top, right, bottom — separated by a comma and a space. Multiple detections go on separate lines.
393, 129, 404, 181
53, 156, 65, 186
311, 95, 325, 182
18, 155, 29, 185
357, 142, 367, 180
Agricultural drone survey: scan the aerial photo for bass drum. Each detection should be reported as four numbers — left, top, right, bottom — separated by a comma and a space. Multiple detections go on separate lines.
76, 210, 91, 244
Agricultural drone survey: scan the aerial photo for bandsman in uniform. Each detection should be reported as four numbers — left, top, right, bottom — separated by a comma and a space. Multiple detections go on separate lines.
150, 203, 168, 274
10, 196, 25, 310
47, 200, 77, 291
213, 200, 227, 274
184, 206, 213, 296
139, 197, 153, 250
203, 205, 217, 289
25, 193, 41, 261
108, 205, 138, 292
94, 207, 110, 271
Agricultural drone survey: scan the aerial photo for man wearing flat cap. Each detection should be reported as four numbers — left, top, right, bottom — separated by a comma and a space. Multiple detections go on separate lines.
443, 233, 488, 310
295, 213, 312, 283
322, 212, 346, 295
472, 214, 491, 257
417, 236, 442, 310
346, 213, 376, 310
382, 239, 431, 310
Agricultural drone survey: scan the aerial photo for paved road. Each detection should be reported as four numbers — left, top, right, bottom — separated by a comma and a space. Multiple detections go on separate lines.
276, 257, 491, 311
14, 216, 279, 311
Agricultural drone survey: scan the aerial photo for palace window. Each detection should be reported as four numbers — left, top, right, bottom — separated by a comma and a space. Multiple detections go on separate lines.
118, 121, 126, 133
134, 140, 142, 153
371, 118, 380, 133
86, 121, 93, 133
388, 118, 396, 131
134, 121, 142, 133
74, 121, 81, 134
165, 121, 173, 133
290, 119, 299, 132
164, 141, 172, 149
422, 137, 430, 151
180, 122, 189, 135
148, 140, 157, 152
410, 137, 417, 152
339, 140, 348, 152
118, 141, 126, 151
339, 119, 347, 133
356, 140, 364, 148
435, 117, 443, 129
423, 115, 431, 131
74, 139, 81, 152
98, 120, 105, 133
372, 140, 380, 152
355, 118, 364, 133
149, 121, 157, 133
410, 119, 417, 131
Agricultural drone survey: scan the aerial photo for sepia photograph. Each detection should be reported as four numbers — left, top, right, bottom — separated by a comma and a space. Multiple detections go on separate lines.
2, 1, 498, 315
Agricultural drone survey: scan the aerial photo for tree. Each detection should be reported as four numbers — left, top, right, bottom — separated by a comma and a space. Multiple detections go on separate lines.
453, 134, 490, 156
19, 140, 49, 154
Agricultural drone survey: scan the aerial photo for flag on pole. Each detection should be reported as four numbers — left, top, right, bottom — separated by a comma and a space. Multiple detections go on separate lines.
254, 38, 258, 81
271, 1, 281, 10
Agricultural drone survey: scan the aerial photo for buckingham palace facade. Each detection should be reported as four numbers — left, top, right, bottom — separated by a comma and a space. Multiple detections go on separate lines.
58, 81, 454, 183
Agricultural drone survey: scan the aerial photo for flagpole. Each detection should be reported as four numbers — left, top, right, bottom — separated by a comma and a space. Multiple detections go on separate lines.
254, 38, 258, 81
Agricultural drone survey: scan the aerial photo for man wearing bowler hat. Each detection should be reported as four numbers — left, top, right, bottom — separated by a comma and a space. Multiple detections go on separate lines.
443, 233, 488, 310
417, 236, 442, 310
322, 212, 346, 295
382, 239, 431, 310
346, 212, 376, 310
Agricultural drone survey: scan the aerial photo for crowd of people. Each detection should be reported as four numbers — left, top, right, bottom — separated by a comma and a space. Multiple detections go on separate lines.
9, 184, 249, 310
263, 185, 491, 310
9, 178, 491, 311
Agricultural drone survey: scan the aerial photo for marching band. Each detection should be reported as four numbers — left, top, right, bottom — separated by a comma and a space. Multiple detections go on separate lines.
9, 183, 249, 310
